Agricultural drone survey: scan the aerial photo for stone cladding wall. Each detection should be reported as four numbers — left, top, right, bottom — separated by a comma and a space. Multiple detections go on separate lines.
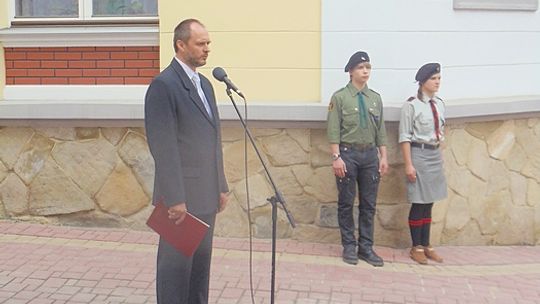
1, 118, 539, 247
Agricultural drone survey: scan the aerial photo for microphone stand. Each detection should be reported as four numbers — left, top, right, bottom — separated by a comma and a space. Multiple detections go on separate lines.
224, 87, 296, 304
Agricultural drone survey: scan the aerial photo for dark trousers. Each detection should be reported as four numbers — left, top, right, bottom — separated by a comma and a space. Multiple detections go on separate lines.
336, 146, 380, 253
156, 213, 216, 304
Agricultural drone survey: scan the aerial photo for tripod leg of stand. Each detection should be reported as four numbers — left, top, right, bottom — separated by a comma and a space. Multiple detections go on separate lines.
271, 200, 277, 304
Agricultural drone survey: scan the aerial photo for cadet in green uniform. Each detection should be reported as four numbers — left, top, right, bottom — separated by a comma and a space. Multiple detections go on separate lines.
327, 51, 388, 266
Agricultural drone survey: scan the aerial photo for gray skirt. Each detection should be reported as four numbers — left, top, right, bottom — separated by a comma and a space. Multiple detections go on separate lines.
407, 146, 448, 204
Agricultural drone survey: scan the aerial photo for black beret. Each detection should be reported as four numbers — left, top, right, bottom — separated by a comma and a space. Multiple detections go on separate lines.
415, 63, 441, 83
344, 51, 370, 72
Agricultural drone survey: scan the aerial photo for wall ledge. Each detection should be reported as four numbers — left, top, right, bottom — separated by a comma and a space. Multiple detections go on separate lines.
1, 86, 539, 127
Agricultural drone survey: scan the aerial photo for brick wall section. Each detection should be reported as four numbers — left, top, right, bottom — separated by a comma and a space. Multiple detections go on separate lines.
4, 46, 160, 85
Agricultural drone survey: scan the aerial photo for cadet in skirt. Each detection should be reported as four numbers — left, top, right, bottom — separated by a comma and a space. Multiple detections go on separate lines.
398, 63, 448, 264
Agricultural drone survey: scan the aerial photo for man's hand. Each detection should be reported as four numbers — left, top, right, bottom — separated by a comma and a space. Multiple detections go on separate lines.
405, 164, 417, 183
332, 158, 347, 178
218, 192, 229, 213
377, 146, 389, 177
168, 203, 187, 225
379, 156, 389, 176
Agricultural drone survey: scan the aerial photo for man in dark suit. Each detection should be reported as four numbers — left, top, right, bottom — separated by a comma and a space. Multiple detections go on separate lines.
144, 19, 229, 304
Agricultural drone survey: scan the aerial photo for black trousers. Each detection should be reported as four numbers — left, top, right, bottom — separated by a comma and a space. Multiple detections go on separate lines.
156, 213, 216, 304
336, 146, 380, 252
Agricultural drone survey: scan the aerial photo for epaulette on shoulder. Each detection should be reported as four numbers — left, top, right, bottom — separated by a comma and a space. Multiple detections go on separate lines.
333, 87, 347, 96
407, 96, 415, 102
368, 88, 380, 96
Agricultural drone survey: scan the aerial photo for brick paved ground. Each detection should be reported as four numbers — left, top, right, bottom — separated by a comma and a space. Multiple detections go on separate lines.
1, 221, 539, 304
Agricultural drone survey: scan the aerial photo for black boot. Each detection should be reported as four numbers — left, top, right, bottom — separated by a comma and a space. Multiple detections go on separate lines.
342, 245, 358, 265
358, 249, 383, 267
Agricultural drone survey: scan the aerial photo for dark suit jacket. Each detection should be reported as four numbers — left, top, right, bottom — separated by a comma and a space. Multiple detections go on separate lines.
145, 59, 229, 216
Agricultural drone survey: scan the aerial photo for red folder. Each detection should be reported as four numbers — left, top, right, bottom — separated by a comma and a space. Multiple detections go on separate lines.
146, 202, 209, 257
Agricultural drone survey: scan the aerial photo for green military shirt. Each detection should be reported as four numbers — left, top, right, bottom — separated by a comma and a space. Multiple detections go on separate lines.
327, 82, 387, 146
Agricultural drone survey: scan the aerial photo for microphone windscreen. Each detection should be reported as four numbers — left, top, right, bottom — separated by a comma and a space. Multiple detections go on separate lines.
212, 67, 227, 81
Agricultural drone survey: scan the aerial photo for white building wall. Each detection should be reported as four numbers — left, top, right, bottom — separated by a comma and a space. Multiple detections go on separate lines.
322, 0, 540, 105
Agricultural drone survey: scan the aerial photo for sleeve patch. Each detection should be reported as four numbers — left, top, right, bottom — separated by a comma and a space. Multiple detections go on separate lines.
328, 101, 335, 111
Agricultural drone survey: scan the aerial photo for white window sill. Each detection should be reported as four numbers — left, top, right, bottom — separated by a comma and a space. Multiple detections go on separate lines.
0, 25, 158, 47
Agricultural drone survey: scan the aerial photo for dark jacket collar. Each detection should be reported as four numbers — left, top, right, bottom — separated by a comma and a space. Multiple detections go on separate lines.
170, 59, 216, 126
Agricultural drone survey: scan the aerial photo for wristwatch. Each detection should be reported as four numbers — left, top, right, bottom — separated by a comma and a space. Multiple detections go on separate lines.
331, 153, 341, 161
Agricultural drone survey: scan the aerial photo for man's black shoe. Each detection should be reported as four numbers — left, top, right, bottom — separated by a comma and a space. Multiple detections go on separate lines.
358, 250, 384, 267
342, 246, 358, 265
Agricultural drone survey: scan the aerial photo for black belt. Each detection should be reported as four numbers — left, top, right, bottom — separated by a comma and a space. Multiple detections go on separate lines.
340, 143, 375, 152
411, 142, 439, 150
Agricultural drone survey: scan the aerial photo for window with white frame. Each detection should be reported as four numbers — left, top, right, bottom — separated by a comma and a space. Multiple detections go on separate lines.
13, 0, 158, 21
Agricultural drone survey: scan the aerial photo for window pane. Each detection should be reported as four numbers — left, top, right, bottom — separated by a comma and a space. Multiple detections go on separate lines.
15, 0, 78, 18
92, 0, 158, 17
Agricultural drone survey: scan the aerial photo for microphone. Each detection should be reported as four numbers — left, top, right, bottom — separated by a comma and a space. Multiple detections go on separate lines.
212, 67, 245, 98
